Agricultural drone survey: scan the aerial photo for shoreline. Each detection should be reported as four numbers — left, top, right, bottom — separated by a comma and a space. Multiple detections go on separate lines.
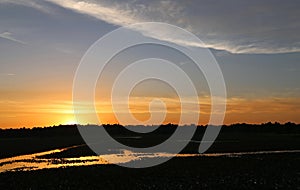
0, 152, 299, 189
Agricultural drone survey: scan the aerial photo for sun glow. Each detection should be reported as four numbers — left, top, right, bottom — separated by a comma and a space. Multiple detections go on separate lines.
64, 120, 78, 125
62, 116, 78, 125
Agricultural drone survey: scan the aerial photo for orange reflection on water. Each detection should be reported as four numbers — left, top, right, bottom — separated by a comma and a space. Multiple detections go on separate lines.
1, 146, 299, 173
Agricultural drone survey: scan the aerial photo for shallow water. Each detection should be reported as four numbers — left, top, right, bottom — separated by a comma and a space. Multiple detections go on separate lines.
0, 146, 299, 173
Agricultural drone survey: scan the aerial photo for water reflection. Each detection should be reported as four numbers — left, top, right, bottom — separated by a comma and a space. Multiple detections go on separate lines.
0, 146, 299, 173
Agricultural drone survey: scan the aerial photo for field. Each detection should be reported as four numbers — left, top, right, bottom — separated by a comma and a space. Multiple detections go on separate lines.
0, 123, 299, 189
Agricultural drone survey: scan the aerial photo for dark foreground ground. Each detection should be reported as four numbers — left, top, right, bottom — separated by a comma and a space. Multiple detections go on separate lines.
0, 123, 299, 189
0, 153, 299, 190
1, 123, 300, 158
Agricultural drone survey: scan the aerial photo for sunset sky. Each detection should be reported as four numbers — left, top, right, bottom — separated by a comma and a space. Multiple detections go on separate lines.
0, 0, 299, 128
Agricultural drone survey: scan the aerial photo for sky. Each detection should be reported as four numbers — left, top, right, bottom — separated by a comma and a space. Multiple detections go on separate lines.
0, 0, 299, 128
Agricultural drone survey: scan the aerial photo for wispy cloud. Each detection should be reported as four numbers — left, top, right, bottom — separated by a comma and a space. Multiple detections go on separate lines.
0, 31, 26, 45
47, 0, 140, 25
1, 0, 300, 54
0, 0, 52, 14
44, 0, 300, 54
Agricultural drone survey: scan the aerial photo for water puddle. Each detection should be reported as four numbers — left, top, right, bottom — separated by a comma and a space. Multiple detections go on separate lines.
0, 146, 299, 173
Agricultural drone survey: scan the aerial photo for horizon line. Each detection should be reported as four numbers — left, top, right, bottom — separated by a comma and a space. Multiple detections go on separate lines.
1, 121, 299, 130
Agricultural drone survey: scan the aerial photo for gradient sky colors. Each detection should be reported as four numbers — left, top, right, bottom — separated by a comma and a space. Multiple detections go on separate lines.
0, 0, 299, 128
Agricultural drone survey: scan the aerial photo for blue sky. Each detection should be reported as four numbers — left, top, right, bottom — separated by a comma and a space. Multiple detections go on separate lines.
0, 0, 299, 127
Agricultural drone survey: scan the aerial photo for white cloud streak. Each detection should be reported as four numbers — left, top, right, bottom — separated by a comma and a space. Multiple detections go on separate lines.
0, 31, 26, 45
1, 0, 299, 54
46, 0, 141, 25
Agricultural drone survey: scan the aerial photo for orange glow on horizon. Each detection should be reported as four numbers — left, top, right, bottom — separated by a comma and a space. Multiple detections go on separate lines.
0, 95, 299, 128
